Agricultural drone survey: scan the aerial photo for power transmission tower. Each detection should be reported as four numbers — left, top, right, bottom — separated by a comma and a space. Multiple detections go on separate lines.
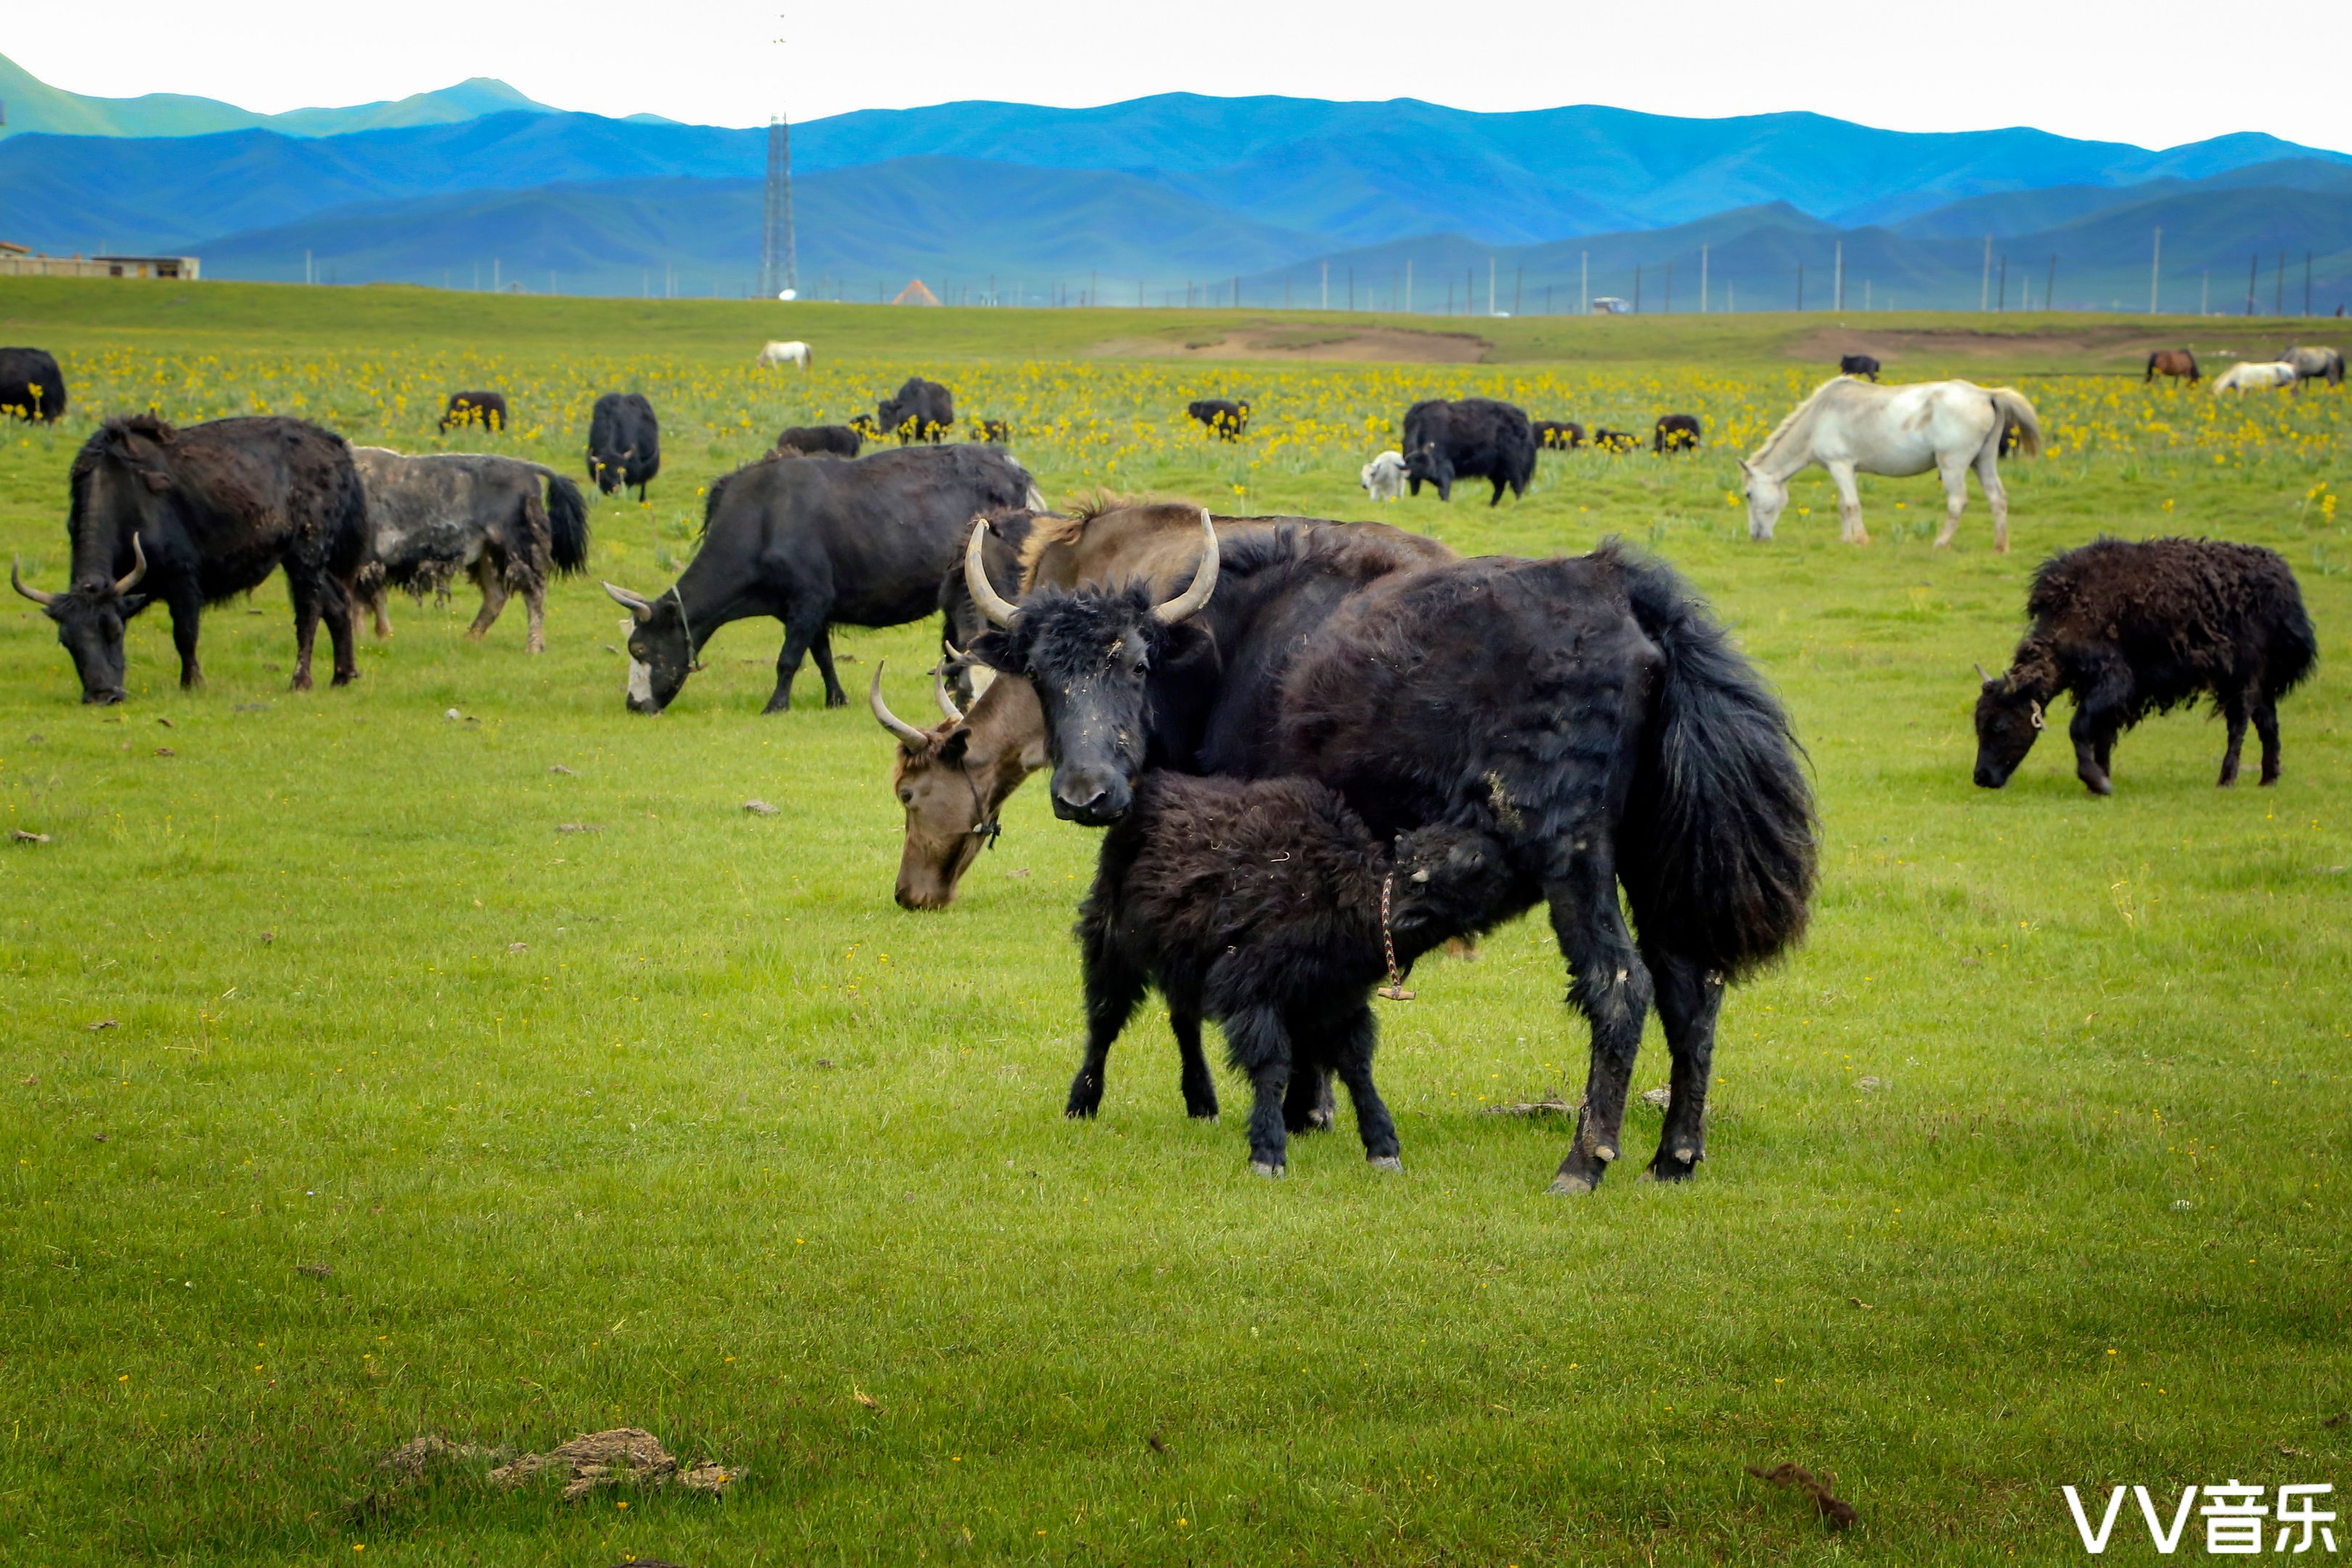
761, 115, 797, 298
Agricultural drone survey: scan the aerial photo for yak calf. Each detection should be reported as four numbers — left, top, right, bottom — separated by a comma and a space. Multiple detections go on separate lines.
1071, 772, 1520, 1177
1975, 536, 2317, 794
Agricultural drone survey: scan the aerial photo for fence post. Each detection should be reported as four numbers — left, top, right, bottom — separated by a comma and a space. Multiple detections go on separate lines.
2149, 226, 2160, 314
2246, 253, 2258, 315
1980, 236, 1990, 311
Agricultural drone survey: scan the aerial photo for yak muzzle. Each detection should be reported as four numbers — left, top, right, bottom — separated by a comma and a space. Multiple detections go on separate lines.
1051, 768, 1131, 826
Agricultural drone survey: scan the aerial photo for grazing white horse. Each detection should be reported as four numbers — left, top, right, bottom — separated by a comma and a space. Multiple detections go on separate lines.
759, 340, 812, 369
2211, 360, 2297, 394
1741, 375, 2042, 552
1360, 450, 1407, 502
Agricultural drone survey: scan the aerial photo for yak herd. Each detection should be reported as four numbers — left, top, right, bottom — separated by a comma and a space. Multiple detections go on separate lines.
1, 339, 2329, 1191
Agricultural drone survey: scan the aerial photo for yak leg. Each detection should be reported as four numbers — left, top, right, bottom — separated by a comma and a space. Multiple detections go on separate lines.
1545, 854, 1655, 1196
2217, 692, 2250, 787
807, 624, 849, 709
1641, 944, 1723, 1181
2070, 667, 2128, 795
520, 573, 547, 655
1975, 441, 2012, 553
1321, 1005, 1401, 1170
368, 592, 392, 640
168, 592, 205, 690
286, 571, 326, 691
465, 558, 510, 640
2252, 690, 2283, 785
1066, 924, 1147, 1119
1222, 1003, 1296, 1176
763, 602, 833, 714
1170, 1005, 1220, 1120
323, 577, 359, 686
1826, 460, 1866, 544
1283, 1065, 1338, 1133
1488, 473, 1508, 507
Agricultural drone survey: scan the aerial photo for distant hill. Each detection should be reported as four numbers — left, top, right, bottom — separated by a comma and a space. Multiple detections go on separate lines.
0, 51, 558, 141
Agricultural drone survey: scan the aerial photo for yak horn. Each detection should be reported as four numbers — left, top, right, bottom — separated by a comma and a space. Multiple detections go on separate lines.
868, 660, 931, 746
964, 520, 1021, 627
603, 581, 653, 621
1974, 662, 1993, 682
1153, 509, 1220, 624
932, 663, 965, 723
115, 533, 148, 595
11, 558, 57, 607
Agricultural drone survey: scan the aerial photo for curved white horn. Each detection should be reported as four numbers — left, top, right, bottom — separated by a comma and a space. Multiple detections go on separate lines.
932, 663, 965, 723
868, 661, 930, 746
603, 581, 654, 621
964, 520, 1021, 628
1974, 662, 1993, 683
1153, 509, 1220, 624
114, 533, 148, 595
11, 559, 57, 607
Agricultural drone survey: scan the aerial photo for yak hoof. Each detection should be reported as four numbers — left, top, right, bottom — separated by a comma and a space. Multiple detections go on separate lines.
1249, 1160, 1286, 1179
1546, 1172, 1597, 1196
1366, 1155, 1403, 1174
2081, 772, 2114, 796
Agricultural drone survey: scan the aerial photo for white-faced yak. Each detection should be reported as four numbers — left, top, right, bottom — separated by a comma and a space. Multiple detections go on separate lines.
1974, 537, 2316, 794
1072, 772, 1522, 1176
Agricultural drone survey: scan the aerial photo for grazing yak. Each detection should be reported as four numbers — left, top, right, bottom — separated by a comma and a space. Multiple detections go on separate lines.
1839, 354, 1882, 381
1187, 399, 1251, 441
759, 340, 813, 369
1, 346, 68, 422
933, 507, 1037, 706
438, 391, 507, 433
2146, 350, 2200, 385
13, 415, 366, 702
587, 393, 661, 498
348, 449, 590, 652
2211, 361, 2297, 394
2280, 345, 2344, 390
1591, 427, 1639, 453
774, 424, 862, 459
603, 444, 1037, 715
1072, 772, 1520, 1175
963, 523, 1817, 1194
1360, 450, 1408, 502
975, 418, 1011, 444
1974, 537, 2316, 796
878, 377, 955, 444
1653, 413, 1703, 454
1532, 420, 1585, 450
1401, 397, 1536, 505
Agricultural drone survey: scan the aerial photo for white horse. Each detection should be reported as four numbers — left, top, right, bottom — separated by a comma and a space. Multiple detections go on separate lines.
1740, 376, 2041, 552
759, 340, 812, 369
1360, 450, 1407, 502
2212, 360, 2297, 394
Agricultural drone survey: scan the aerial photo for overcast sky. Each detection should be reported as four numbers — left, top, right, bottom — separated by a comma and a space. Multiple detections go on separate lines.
8, 0, 2348, 152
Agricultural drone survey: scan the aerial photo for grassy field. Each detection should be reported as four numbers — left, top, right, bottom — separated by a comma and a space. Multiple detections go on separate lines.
3, 281, 2348, 1567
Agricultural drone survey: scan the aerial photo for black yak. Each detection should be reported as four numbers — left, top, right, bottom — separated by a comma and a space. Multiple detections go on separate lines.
1401, 397, 1535, 505
1839, 354, 1882, 381
1591, 428, 1639, 454
438, 391, 507, 433
12, 415, 366, 702
1186, 399, 1251, 441
348, 449, 590, 652
603, 444, 1037, 715
1532, 420, 1585, 450
963, 522, 1816, 1194
0, 347, 67, 422
775, 423, 862, 459
975, 417, 1011, 444
586, 393, 660, 499
1974, 537, 2317, 794
1070, 772, 1520, 1175
1653, 413, 1702, 454
878, 377, 954, 444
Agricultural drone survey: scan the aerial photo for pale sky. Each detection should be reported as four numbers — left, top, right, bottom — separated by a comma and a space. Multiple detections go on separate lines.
7, 0, 2348, 153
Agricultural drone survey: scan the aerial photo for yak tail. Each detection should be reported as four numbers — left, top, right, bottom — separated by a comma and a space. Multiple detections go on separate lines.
1611, 545, 1817, 980
528, 465, 592, 575
1988, 387, 2042, 457
2272, 575, 2321, 700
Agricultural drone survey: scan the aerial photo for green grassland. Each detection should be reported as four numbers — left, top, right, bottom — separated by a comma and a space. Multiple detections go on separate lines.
2, 281, 2348, 1567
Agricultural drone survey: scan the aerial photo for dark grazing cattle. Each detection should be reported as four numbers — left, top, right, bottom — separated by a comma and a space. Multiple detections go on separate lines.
1072, 772, 1520, 1174
1186, 399, 1251, 441
1839, 354, 1882, 381
1973, 537, 2316, 795
878, 377, 955, 444
2146, 350, 2200, 385
1653, 413, 1703, 454
348, 449, 590, 652
1591, 427, 1639, 454
1532, 420, 1585, 450
586, 393, 660, 499
603, 444, 1037, 715
774, 424, 862, 459
964, 531, 1817, 1195
975, 418, 1011, 444
0, 347, 68, 422
848, 413, 882, 442
12, 415, 366, 702
438, 391, 507, 433
1401, 397, 1535, 506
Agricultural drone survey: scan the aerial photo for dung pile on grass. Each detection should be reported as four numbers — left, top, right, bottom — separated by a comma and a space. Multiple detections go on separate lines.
353, 1427, 739, 1524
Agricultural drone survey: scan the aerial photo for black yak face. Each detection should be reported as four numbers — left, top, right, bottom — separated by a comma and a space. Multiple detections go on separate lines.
1402, 445, 1447, 486
1972, 677, 2046, 788
968, 585, 1213, 826
1388, 825, 1522, 947
38, 588, 142, 703
605, 584, 693, 713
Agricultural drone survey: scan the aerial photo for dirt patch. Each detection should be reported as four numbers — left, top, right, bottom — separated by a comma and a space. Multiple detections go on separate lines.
1092, 325, 1492, 364
1788, 324, 2219, 373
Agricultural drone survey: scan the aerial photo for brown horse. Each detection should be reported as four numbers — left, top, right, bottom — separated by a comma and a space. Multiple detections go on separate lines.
2146, 349, 2200, 385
